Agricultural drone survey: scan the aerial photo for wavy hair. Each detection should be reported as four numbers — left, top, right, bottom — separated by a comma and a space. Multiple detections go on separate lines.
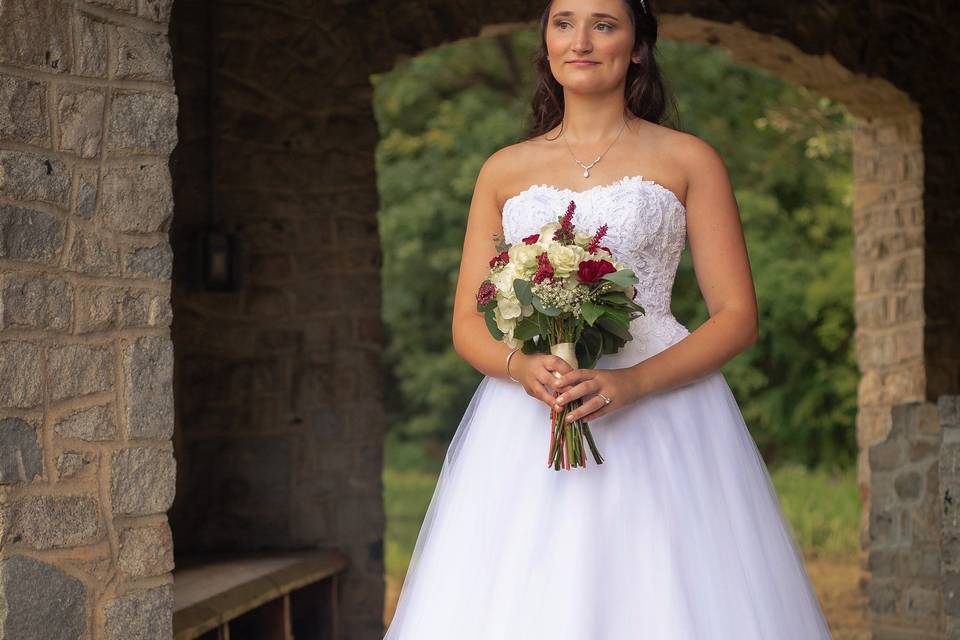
522, 0, 679, 141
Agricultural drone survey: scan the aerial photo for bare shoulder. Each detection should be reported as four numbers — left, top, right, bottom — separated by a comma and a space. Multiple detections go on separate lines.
665, 127, 729, 188
475, 138, 544, 211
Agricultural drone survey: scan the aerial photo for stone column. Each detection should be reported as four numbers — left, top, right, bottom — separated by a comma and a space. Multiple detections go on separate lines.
0, 1, 178, 638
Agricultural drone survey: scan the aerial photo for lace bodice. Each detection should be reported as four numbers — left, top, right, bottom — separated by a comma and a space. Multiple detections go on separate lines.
501, 174, 691, 353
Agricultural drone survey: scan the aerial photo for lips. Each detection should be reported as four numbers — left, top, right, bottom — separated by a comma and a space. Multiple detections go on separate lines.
568, 60, 599, 65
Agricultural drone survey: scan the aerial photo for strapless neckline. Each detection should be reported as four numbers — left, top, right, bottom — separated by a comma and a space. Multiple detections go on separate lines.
500, 174, 685, 215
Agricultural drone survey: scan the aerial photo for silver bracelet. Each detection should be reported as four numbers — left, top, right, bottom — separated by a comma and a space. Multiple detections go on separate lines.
505, 347, 521, 383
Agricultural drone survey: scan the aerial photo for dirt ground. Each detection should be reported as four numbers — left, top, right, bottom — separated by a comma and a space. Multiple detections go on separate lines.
383, 556, 868, 636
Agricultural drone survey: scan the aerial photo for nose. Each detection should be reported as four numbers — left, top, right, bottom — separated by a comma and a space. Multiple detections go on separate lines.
572, 25, 593, 54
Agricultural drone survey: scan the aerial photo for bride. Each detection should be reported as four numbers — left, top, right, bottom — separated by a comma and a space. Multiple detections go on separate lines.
384, 0, 833, 637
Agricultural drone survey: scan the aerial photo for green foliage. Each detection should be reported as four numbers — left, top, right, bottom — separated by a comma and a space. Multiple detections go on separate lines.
372, 33, 857, 469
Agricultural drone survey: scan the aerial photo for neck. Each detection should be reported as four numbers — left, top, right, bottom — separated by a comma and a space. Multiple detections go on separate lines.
559, 94, 631, 144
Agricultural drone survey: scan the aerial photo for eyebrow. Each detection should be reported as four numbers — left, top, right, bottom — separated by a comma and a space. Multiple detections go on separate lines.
551, 11, 622, 21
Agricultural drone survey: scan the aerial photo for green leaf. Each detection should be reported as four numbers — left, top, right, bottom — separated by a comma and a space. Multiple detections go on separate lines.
579, 300, 605, 326
597, 315, 632, 341
531, 296, 562, 317
514, 314, 541, 340
601, 269, 639, 288
484, 309, 504, 340
513, 278, 532, 306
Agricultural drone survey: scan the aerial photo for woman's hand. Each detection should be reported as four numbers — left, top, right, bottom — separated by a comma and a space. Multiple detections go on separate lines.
509, 352, 575, 409
551, 368, 642, 423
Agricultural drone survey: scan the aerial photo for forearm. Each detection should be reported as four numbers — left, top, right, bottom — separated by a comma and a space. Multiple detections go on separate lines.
452, 314, 517, 380
627, 308, 757, 397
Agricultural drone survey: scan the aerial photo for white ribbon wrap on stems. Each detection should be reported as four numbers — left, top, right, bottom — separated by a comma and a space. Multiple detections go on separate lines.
549, 342, 578, 379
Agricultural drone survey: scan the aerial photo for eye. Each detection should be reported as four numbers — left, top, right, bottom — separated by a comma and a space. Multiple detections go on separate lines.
596, 22, 615, 31
553, 20, 571, 29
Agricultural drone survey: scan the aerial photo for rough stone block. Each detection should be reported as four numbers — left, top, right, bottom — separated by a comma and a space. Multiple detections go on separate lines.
103, 584, 173, 640
115, 26, 173, 81
76, 171, 98, 219
0, 555, 86, 640
942, 395, 960, 429
65, 225, 121, 276
0, 272, 72, 332
75, 11, 107, 77
124, 335, 173, 440
108, 91, 178, 154
0, 0, 71, 72
139, 0, 174, 23
0, 340, 43, 408
0, 417, 43, 484
0, 74, 48, 144
57, 87, 105, 158
54, 403, 118, 441
0, 150, 70, 206
110, 447, 176, 515
86, 0, 136, 13
8, 495, 99, 549
118, 523, 174, 577
124, 241, 173, 279
870, 440, 904, 471
100, 163, 173, 233
0, 204, 66, 266
47, 343, 115, 402
56, 450, 93, 479
74, 285, 121, 333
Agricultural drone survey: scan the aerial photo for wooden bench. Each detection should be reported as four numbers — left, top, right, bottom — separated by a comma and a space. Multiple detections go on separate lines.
173, 549, 349, 640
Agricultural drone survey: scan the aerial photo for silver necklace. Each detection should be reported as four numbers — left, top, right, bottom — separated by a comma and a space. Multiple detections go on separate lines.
561, 115, 628, 178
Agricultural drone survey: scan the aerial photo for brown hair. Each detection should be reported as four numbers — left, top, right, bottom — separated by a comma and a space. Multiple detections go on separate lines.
522, 0, 679, 141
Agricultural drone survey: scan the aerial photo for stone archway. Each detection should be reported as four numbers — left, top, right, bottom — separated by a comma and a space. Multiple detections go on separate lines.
0, 1, 956, 639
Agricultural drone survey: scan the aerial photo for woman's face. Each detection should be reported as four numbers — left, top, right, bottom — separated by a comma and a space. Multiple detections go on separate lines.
544, 0, 640, 92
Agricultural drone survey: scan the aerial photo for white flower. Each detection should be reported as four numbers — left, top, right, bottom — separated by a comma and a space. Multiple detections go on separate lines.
497, 294, 523, 321
573, 230, 592, 248
489, 262, 517, 294
546, 243, 580, 279
494, 305, 517, 333
507, 243, 541, 277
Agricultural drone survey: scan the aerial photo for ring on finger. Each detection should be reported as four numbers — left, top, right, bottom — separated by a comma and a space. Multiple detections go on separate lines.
596, 392, 612, 405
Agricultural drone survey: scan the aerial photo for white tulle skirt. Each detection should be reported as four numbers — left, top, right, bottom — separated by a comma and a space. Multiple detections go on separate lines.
384, 317, 833, 639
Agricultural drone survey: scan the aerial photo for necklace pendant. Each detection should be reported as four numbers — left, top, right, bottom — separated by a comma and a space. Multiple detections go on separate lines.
582, 168, 590, 178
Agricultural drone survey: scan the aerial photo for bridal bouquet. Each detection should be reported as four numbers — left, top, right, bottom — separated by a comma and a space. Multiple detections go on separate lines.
476, 200, 645, 471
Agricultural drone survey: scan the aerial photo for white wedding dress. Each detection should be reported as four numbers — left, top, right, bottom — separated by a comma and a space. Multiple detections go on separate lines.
383, 175, 833, 639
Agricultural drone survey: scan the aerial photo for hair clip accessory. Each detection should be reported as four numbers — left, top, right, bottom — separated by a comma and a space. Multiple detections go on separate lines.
639, 0, 647, 13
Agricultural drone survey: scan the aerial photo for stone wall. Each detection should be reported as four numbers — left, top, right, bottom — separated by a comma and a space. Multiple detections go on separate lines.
0, 0, 177, 638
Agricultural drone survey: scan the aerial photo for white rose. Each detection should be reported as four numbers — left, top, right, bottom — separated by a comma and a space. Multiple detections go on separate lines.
547, 243, 580, 279
507, 243, 541, 277
573, 230, 592, 248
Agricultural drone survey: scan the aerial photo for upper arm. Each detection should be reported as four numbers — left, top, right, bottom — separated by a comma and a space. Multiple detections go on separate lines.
682, 135, 759, 340
451, 149, 510, 347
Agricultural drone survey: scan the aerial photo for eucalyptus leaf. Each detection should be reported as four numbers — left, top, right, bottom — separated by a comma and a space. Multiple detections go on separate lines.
580, 300, 605, 326
601, 269, 639, 288
531, 296, 562, 317
484, 309, 504, 340
513, 279, 533, 306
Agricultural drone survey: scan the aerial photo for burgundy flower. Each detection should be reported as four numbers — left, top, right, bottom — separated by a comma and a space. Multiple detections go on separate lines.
522, 233, 540, 245
553, 201, 577, 244
476, 281, 497, 305
488, 250, 509, 268
587, 223, 608, 254
533, 252, 554, 284
576, 259, 617, 284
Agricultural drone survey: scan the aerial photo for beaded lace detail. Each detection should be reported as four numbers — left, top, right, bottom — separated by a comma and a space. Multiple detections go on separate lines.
501, 175, 691, 352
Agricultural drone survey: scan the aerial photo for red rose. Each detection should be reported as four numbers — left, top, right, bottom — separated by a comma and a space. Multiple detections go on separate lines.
576, 259, 617, 284
522, 233, 540, 245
